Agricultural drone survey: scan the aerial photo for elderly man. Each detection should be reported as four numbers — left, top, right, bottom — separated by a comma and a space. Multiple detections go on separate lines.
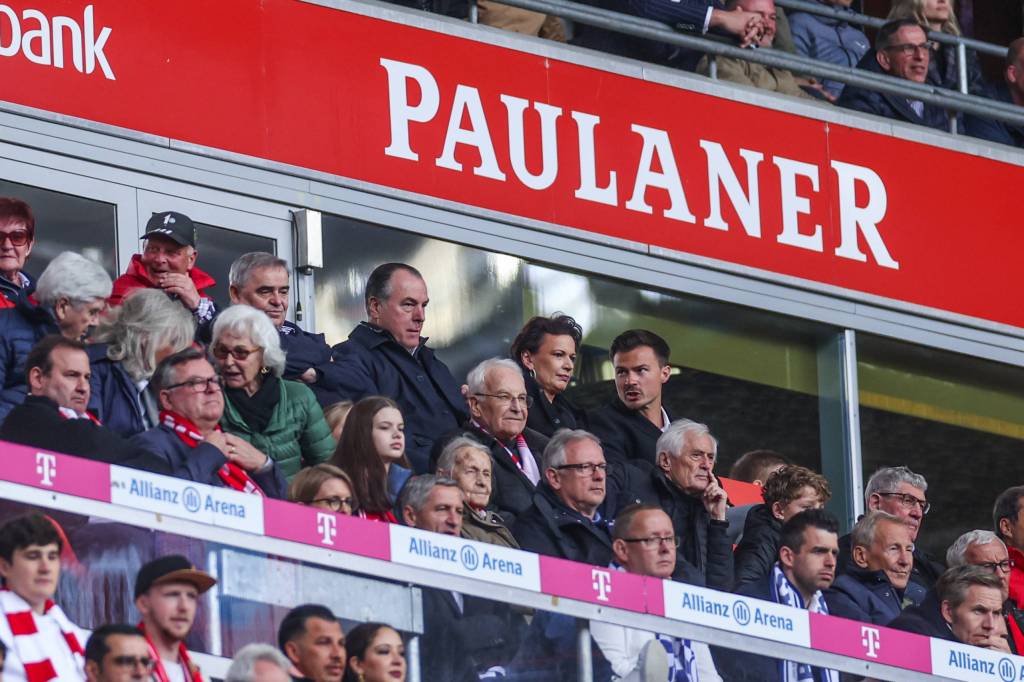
131, 347, 288, 498
225, 252, 341, 406
630, 419, 732, 589
588, 329, 674, 468
437, 435, 518, 548
226, 644, 292, 682
591, 505, 721, 681
966, 37, 1024, 147
85, 624, 154, 682
402, 475, 522, 682
837, 18, 951, 130
824, 511, 924, 625
278, 604, 346, 682
715, 509, 840, 682
788, 0, 870, 99
111, 211, 216, 324
838, 466, 943, 590
331, 263, 464, 473
513, 429, 614, 566
947, 529, 1022, 651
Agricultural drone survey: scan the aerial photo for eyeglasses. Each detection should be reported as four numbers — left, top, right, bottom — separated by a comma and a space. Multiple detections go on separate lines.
876, 492, 931, 515
554, 462, 608, 477
110, 656, 156, 671
165, 376, 224, 393
977, 560, 1012, 574
885, 42, 930, 57
212, 344, 261, 361
312, 496, 354, 512
0, 230, 30, 247
474, 393, 533, 408
622, 535, 680, 550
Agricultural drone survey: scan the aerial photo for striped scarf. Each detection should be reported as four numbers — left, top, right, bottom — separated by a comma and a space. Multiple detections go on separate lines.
1, 589, 84, 682
655, 633, 698, 681
161, 411, 265, 496
770, 563, 838, 682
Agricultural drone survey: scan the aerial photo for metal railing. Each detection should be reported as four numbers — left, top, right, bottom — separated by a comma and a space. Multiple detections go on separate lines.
466, 0, 1024, 133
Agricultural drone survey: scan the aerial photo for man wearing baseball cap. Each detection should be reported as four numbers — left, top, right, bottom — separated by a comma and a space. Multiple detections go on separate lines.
134, 555, 216, 682
110, 212, 217, 324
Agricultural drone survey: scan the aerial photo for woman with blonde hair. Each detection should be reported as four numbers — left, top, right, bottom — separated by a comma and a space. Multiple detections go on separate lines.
886, 0, 985, 93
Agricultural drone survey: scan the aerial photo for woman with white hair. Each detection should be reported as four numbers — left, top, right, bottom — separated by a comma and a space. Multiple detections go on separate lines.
212, 304, 335, 480
88, 288, 195, 437
0, 251, 113, 418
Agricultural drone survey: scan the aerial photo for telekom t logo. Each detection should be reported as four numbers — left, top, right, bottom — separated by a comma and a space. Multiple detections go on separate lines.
35, 453, 56, 487
591, 569, 612, 602
860, 626, 881, 659
316, 512, 337, 546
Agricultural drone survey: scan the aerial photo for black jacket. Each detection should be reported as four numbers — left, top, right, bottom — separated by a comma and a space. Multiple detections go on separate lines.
587, 399, 668, 469
887, 588, 954, 641
824, 565, 924, 626
0, 300, 58, 420
0, 395, 170, 473
523, 372, 587, 438
330, 323, 466, 473
837, 531, 944, 591
837, 52, 953, 132
512, 482, 614, 566
964, 83, 1024, 149
277, 321, 345, 406
733, 503, 781, 590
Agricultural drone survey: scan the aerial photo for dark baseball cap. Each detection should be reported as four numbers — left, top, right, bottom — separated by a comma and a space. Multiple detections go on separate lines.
134, 555, 216, 598
142, 211, 196, 248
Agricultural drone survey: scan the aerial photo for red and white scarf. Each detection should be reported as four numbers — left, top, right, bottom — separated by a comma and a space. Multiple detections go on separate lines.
139, 621, 204, 682
472, 421, 540, 485
56, 406, 102, 425
161, 411, 265, 496
1, 588, 84, 682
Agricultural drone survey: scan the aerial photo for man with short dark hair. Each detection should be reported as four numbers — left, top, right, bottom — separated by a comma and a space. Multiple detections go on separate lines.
0, 513, 88, 680
277, 604, 346, 682
588, 329, 674, 468
966, 37, 1024, 147
837, 18, 951, 130
84, 624, 153, 682
331, 263, 465, 472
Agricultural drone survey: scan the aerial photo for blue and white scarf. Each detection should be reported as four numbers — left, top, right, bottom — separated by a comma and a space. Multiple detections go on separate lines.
770, 563, 839, 682
655, 633, 698, 682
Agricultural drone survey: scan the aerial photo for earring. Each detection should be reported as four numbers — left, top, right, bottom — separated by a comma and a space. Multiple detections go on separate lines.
260, 367, 270, 376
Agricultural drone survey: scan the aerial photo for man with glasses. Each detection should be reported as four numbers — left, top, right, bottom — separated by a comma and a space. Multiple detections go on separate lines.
947, 529, 1022, 651
837, 18, 952, 130
85, 624, 155, 682
131, 347, 288, 497
838, 466, 943, 590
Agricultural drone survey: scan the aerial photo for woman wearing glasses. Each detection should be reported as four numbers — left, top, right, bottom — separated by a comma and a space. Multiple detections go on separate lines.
288, 463, 360, 516
211, 305, 335, 481
329, 396, 412, 523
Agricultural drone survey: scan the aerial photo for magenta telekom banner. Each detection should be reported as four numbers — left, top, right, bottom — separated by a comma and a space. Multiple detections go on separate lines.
0, 1, 1020, 328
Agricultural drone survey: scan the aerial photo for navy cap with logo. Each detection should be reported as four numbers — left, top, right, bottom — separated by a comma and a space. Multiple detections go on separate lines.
142, 211, 197, 248
134, 554, 217, 599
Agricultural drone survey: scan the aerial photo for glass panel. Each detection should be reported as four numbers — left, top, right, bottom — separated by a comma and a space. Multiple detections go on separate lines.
194, 222, 276, 310
316, 216, 835, 474
0, 178, 117, 279
857, 333, 1024, 558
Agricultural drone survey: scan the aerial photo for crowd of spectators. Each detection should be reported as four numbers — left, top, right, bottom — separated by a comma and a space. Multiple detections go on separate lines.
0, 196, 1023, 681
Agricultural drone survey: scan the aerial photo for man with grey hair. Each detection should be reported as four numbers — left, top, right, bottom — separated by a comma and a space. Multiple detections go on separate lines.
512, 429, 614, 566
331, 262, 465, 473
434, 357, 549, 525
225, 643, 291, 682
223, 252, 342, 405
947, 528, 1023, 650
838, 465, 943, 590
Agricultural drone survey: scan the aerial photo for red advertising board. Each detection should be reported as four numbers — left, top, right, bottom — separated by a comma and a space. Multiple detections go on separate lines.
0, 0, 1020, 327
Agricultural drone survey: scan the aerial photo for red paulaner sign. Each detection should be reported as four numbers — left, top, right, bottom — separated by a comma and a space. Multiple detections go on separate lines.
0, 0, 1020, 327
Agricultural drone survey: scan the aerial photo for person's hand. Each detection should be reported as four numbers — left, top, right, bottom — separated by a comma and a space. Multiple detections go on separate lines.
300, 368, 318, 384
982, 635, 1011, 653
796, 77, 837, 103
703, 478, 728, 521
157, 272, 201, 310
710, 8, 765, 48
223, 434, 270, 472
205, 429, 228, 454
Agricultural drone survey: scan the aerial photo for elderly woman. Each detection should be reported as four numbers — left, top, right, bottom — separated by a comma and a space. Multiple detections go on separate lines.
212, 304, 335, 480
0, 197, 37, 305
437, 435, 518, 548
0, 251, 112, 418
510, 314, 586, 437
89, 288, 195, 437
288, 463, 359, 516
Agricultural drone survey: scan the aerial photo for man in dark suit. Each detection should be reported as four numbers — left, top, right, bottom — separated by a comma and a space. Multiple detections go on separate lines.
588, 329, 673, 469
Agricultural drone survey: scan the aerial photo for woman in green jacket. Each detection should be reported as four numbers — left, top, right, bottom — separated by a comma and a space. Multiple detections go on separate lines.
211, 304, 336, 480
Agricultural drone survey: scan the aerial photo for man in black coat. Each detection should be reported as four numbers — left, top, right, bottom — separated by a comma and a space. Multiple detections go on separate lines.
588, 329, 673, 469
964, 38, 1024, 148
0, 335, 168, 473
837, 19, 953, 132
330, 263, 465, 473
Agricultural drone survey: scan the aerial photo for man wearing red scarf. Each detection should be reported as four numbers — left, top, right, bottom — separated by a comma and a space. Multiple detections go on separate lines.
994, 486, 1024, 652
134, 555, 217, 682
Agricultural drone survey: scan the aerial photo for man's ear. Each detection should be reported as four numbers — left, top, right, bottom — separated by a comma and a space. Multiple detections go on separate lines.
186, 248, 198, 270
84, 659, 100, 682
612, 538, 630, 567
283, 640, 301, 666
866, 493, 881, 512
545, 467, 560, 491
27, 366, 44, 395
999, 517, 1013, 543
53, 297, 71, 322
940, 600, 954, 625
402, 506, 417, 527
852, 544, 870, 569
876, 49, 892, 73
228, 285, 241, 304
779, 545, 795, 570
658, 364, 671, 384
157, 390, 174, 412
367, 296, 382, 324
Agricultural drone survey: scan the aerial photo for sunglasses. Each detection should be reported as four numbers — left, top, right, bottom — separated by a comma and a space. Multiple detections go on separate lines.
0, 230, 31, 247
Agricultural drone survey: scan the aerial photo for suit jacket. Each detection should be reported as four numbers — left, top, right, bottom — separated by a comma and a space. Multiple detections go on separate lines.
837, 52, 953, 132
587, 399, 668, 469
824, 566, 924, 627
512, 483, 613, 566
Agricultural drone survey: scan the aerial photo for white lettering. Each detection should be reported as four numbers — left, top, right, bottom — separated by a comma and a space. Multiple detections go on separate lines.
0, 5, 113, 79
380, 58, 440, 162
21, 9, 50, 66
0, 5, 21, 57
572, 111, 617, 206
83, 6, 113, 80
35, 452, 56, 487
700, 141, 764, 237
591, 568, 612, 602
831, 160, 899, 269
436, 84, 506, 180
774, 156, 823, 252
316, 512, 337, 546
51, 15, 82, 72
501, 95, 561, 190
626, 125, 695, 222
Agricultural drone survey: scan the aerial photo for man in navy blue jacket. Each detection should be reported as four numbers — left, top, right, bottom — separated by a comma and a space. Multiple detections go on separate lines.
331, 263, 465, 473
965, 38, 1024, 148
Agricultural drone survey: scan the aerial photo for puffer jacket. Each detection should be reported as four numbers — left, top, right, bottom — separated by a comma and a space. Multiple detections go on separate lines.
219, 378, 335, 481
0, 297, 58, 419
733, 503, 782, 590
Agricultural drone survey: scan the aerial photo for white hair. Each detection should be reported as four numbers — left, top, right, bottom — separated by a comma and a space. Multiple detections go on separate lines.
864, 466, 928, 506
541, 428, 602, 471
656, 419, 718, 459
436, 435, 491, 475
212, 304, 287, 377
92, 289, 195, 381
947, 530, 1006, 568
465, 357, 521, 395
850, 510, 905, 550
34, 252, 113, 307
224, 643, 291, 682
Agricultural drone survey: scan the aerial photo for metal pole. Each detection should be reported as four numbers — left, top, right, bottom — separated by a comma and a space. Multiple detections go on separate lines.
576, 619, 593, 682
469, 0, 479, 23
957, 41, 969, 94
840, 329, 864, 524
709, 54, 718, 80
408, 635, 421, 682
